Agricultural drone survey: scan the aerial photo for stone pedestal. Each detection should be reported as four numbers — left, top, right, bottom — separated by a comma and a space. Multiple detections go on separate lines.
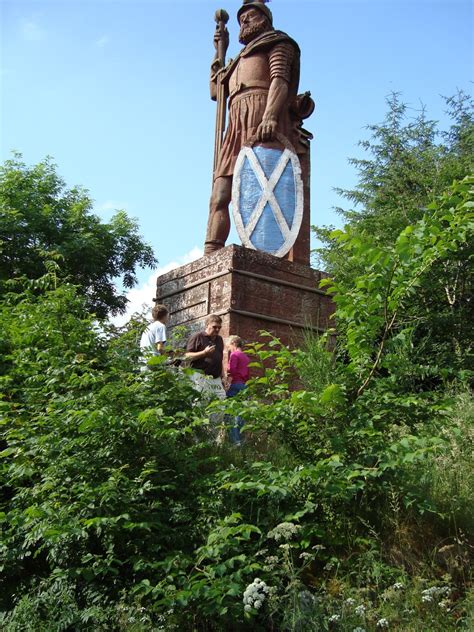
155, 244, 333, 348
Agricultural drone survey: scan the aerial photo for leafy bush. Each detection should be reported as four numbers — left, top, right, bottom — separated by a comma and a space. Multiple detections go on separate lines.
1, 116, 472, 627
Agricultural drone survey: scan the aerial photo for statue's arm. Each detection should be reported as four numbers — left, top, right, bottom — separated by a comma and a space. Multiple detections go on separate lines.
257, 41, 295, 142
263, 78, 289, 123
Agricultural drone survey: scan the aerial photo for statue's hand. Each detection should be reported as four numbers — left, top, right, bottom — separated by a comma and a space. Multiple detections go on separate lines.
256, 116, 278, 142
214, 27, 229, 51
211, 59, 222, 74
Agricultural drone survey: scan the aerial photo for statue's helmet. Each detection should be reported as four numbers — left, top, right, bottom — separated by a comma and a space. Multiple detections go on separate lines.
237, 0, 273, 26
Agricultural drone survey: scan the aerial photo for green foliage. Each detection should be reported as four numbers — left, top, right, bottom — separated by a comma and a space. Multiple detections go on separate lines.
0, 153, 157, 317
1, 96, 473, 630
4, 278, 471, 631
0, 282, 210, 628
320, 176, 473, 394
411, 392, 474, 534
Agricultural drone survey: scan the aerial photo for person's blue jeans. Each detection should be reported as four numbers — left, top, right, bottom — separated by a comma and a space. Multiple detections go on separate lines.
226, 382, 246, 444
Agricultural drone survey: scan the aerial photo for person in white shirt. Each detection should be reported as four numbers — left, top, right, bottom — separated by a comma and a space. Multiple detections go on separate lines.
140, 304, 169, 357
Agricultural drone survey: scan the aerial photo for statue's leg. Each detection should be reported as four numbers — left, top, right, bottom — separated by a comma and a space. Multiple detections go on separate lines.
204, 176, 232, 255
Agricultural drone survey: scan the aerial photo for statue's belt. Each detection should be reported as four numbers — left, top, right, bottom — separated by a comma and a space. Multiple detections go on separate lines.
229, 81, 270, 102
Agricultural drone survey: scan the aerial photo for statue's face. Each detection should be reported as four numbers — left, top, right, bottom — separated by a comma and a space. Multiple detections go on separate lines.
239, 7, 269, 44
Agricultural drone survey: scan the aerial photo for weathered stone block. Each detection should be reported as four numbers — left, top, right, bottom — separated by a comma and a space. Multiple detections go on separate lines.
154, 244, 334, 348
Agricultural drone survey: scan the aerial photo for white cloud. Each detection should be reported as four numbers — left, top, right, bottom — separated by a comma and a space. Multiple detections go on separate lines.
20, 19, 45, 42
111, 246, 203, 327
97, 200, 127, 212
95, 35, 110, 48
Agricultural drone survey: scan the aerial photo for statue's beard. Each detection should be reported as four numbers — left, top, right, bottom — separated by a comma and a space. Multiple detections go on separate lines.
239, 20, 268, 45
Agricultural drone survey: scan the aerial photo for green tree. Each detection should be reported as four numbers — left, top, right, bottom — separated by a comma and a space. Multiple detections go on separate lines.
314, 92, 473, 388
320, 176, 473, 393
0, 154, 157, 317
315, 91, 474, 280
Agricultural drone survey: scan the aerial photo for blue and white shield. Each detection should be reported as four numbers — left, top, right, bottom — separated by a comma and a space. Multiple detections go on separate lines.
232, 142, 304, 257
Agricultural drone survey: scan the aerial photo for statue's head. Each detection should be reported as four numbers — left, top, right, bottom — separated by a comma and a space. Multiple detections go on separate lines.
238, 0, 273, 44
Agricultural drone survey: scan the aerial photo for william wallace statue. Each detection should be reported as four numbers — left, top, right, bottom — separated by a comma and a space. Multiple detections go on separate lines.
205, 0, 314, 260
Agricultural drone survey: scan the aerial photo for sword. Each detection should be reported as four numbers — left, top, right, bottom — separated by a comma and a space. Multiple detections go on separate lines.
213, 9, 229, 174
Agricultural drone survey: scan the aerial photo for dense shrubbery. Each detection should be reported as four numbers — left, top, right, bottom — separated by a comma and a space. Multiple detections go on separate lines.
1, 178, 472, 630
1, 99, 472, 630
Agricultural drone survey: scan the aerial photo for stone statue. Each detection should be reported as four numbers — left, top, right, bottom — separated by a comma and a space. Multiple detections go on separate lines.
205, 0, 314, 261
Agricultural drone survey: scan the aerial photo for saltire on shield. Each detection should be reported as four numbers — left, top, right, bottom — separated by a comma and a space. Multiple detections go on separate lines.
231, 137, 304, 257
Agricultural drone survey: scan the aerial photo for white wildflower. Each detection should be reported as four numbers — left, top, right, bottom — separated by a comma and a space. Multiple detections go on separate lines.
376, 619, 389, 629
328, 614, 340, 622
422, 594, 433, 603
438, 600, 450, 611
345, 598, 356, 606
300, 552, 313, 561
312, 544, 326, 552
392, 582, 404, 590
352, 628, 366, 632
243, 578, 270, 612
267, 522, 301, 542
355, 604, 366, 616
422, 586, 451, 600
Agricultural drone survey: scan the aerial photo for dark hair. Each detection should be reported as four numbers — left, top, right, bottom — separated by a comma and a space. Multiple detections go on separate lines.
152, 304, 169, 321
205, 314, 222, 326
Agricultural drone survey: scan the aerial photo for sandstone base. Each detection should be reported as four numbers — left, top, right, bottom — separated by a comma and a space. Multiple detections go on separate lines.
154, 244, 334, 348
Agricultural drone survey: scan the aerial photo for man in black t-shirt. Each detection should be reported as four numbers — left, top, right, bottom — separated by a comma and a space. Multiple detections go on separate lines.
185, 314, 224, 379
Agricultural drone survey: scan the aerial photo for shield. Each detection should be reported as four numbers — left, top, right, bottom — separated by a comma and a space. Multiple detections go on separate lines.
231, 138, 304, 257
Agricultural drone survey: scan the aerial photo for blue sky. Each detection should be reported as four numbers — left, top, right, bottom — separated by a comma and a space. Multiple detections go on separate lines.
1, 0, 472, 318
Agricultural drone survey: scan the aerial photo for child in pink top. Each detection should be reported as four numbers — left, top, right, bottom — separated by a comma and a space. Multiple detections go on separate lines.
226, 335, 250, 444
227, 336, 250, 389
